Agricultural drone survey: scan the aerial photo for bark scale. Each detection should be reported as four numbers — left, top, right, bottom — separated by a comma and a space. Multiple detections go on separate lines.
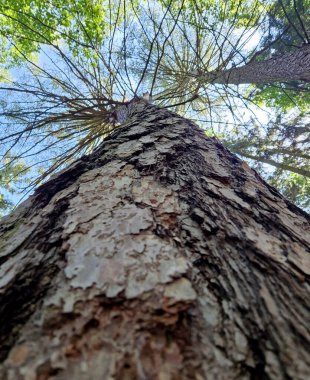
208, 44, 310, 84
0, 102, 310, 380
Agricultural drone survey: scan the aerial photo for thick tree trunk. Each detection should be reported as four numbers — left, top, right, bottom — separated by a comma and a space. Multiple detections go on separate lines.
0, 102, 310, 380
209, 44, 310, 84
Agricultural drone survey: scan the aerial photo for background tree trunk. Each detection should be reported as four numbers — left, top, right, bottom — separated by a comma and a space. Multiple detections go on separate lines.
0, 102, 309, 380
209, 44, 310, 84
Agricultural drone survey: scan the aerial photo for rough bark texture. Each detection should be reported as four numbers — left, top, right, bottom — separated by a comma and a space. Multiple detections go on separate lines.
0, 102, 310, 380
209, 44, 310, 84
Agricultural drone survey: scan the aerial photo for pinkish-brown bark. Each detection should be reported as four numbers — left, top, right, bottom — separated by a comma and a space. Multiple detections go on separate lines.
0, 102, 309, 380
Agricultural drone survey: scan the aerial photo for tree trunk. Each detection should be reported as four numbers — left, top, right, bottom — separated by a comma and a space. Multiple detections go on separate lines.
0, 101, 310, 380
209, 44, 310, 84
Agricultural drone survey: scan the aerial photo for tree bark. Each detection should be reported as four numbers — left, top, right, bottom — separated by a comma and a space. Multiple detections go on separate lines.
0, 101, 310, 380
208, 44, 310, 84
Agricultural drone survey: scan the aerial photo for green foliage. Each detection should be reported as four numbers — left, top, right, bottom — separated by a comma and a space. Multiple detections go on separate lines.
268, 171, 310, 210
0, 155, 30, 216
252, 83, 310, 111
0, 0, 110, 68
164, 0, 268, 27
261, 0, 310, 54
216, 0, 268, 27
